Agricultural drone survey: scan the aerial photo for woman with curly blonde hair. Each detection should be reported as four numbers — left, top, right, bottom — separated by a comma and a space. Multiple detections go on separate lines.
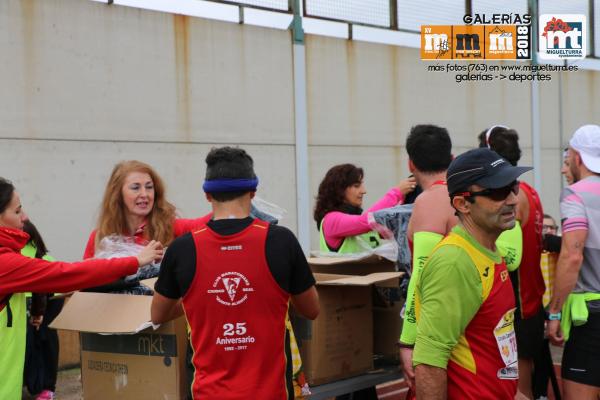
83, 161, 208, 292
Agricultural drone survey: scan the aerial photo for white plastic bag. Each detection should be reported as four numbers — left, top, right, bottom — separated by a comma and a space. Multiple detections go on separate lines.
251, 196, 287, 222
94, 235, 161, 282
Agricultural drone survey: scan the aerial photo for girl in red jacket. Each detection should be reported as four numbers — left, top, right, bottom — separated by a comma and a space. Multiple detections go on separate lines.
0, 177, 163, 399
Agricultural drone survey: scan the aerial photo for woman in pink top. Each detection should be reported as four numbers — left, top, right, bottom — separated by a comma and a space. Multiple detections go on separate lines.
314, 163, 416, 253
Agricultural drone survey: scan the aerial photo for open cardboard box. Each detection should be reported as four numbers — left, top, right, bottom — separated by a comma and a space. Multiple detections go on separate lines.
308, 254, 396, 275
50, 282, 187, 400
308, 256, 403, 366
300, 271, 402, 385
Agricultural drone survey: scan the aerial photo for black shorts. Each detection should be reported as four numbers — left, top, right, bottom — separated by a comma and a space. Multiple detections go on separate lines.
562, 311, 600, 387
514, 306, 545, 360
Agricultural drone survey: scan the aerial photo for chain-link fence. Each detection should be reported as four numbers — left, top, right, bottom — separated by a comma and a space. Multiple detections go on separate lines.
208, 0, 600, 58
303, 0, 391, 28
216, 0, 291, 12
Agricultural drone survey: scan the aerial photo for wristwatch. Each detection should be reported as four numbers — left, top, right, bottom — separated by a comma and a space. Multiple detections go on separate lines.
548, 312, 562, 321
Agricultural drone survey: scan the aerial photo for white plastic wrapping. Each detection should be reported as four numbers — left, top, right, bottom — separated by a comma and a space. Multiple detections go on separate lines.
251, 196, 287, 222
94, 235, 161, 283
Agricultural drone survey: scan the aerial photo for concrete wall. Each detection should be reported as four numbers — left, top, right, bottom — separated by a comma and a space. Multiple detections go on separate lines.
305, 36, 599, 247
1, 0, 599, 259
0, 0, 296, 259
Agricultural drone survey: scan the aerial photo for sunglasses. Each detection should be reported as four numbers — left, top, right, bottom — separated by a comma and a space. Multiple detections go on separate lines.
456, 181, 520, 202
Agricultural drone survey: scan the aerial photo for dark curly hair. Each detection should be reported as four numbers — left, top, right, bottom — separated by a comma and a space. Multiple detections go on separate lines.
478, 126, 521, 166
313, 164, 364, 228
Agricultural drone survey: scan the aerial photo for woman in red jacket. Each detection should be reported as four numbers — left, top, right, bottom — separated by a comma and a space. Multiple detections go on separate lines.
0, 177, 163, 399
84, 160, 207, 258
82, 161, 209, 398
83, 160, 209, 293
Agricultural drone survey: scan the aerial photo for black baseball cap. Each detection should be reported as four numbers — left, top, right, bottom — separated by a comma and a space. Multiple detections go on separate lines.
447, 148, 532, 195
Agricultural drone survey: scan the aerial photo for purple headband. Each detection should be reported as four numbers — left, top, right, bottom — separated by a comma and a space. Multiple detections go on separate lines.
202, 178, 259, 193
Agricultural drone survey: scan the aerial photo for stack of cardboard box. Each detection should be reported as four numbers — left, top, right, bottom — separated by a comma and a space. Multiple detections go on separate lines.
301, 255, 402, 385
51, 257, 403, 394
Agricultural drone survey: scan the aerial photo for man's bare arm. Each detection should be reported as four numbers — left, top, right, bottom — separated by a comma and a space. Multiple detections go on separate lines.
549, 229, 587, 313
151, 292, 184, 324
291, 286, 319, 320
547, 229, 587, 345
415, 364, 447, 400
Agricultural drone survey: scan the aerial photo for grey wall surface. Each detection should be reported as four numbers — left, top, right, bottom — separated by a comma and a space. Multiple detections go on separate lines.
1, 0, 599, 259
305, 36, 599, 246
0, 0, 296, 259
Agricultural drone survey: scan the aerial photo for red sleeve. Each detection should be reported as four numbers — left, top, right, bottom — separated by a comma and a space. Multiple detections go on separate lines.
0, 250, 138, 294
173, 214, 212, 237
83, 230, 97, 259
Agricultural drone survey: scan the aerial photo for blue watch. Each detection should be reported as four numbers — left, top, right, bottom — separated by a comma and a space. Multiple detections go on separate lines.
548, 312, 562, 321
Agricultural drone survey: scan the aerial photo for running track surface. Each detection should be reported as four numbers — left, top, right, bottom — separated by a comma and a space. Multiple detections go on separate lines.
375, 364, 563, 400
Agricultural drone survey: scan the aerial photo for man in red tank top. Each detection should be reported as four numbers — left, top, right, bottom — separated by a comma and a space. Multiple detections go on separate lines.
151, 147, 319, 399
399, 125, 457, 395
479, 126, 545, 398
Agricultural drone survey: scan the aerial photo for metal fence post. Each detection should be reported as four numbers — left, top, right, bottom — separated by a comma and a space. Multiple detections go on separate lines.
290, 0, 311, 254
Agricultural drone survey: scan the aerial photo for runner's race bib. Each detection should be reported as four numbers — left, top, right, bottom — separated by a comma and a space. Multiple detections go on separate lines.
494, 308, 518, 380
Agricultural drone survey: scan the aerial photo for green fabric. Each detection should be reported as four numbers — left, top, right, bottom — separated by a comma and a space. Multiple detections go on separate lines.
451, 226, 502, 265
319, 220, 380, 254
21, 243, 55, 298
399, 231, 443, 345
413, 226, 489, 369
561, 292, 600, 342
0, 292, 27, 399
496, 221, 522, 272
0, 243, 56, 399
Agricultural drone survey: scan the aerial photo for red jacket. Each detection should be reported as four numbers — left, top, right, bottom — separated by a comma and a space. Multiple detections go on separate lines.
0, 227, 138, 295
83, 216, 211, 259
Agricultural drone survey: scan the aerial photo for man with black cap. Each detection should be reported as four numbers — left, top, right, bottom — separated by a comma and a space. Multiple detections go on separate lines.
413, 147, 531, 399
151, 146, 319, 399
548, 125, 600, 398
478, 125, 546, 399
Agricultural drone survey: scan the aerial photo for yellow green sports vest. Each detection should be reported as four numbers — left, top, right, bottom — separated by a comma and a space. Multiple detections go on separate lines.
0, 292, 26, 399
0, 243, 54, 399
319, 220, 380, 254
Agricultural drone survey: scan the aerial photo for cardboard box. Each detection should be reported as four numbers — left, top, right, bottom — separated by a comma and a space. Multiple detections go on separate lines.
373, 301, 403, 363
308, 254, 396, 275
308, 256, 403, 363
57, 330, 80, 369
51, 292, 187, 399
300, 272, 402, 385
